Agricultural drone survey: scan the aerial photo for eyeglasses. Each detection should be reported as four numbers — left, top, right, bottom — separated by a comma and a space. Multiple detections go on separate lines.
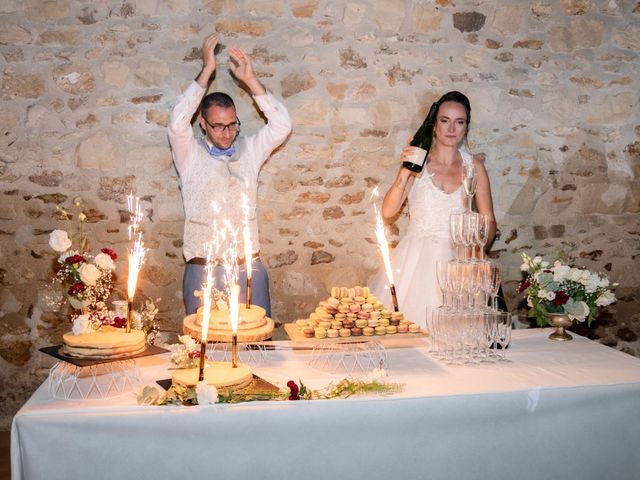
203, 117, 241, 134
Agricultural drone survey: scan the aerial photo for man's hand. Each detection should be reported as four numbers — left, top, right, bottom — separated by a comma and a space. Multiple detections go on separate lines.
196, 33, 218, 88
228, 46, 266, 96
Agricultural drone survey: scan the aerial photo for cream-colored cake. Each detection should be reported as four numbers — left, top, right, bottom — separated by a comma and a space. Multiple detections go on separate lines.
195, 305, 267, 330
185, 304, 275, 342
172, 361, 253, 388
62, 326, 146, 359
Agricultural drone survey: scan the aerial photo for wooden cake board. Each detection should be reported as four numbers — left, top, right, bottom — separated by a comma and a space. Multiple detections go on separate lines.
183, 314, 275, 342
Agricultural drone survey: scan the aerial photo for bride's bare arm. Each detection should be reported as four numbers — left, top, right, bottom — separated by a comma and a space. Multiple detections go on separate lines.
474, 158, 497, 248
381, 147, 417, 219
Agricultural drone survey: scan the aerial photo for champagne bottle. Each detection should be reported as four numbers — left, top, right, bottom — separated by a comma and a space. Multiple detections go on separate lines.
402, 102, 438, 173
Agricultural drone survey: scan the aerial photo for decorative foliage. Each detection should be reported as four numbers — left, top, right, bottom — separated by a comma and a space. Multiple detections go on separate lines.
518, 252, 616, 327
137, 368, 402, 406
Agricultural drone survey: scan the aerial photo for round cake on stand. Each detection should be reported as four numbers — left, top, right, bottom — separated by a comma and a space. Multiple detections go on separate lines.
171, 361, 253, 389
183, 304, 274, 342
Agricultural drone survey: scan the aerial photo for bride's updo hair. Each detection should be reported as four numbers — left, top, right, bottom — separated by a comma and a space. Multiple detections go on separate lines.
435, 91, 471, 124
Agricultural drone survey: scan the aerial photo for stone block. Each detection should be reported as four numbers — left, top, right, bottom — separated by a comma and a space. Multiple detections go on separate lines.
291, 0, 319, 17
1, 71, 45, 99
412, 4, 443, 33
453, 12, 486, 33
244, 0, 284, 16
214, 19, 273, 37
0, 24, 32, 44
268, 250, 298, 268
296, 191, 330, 203
53, 64, 95, 95
28, 170, 62, 187
491, 5, 525, 35
311, 250, 335, 265
560, 0, 593, 15
76, 133, 119, 171
135, 57, 170, 87
323, 206, 345, 220
549, 18, 603, 52
373, 0, 405, 31
339, 47, 367, 70
26, 0, 69, 21
281, 72, 317, 98
39, 27, 81, 46
102, 61, 130, 87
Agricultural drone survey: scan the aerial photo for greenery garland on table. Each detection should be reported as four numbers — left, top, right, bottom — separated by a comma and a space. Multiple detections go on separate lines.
137, 369, 403, 406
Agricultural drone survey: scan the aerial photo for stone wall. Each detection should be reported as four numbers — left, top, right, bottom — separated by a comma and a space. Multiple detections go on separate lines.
0, 0, 638, 427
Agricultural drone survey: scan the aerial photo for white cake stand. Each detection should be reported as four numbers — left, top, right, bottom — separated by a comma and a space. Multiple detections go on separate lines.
47, 359, 141, 400
308, 340, 388, 375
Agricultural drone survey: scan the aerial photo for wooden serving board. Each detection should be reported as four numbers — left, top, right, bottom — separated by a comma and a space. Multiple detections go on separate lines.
284, 323, 428, 349
183, 314, 275, 342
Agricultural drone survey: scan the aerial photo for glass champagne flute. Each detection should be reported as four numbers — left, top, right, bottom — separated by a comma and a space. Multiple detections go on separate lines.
473, 214, 490, 260
495, 312, 512, 360
487, 261, 502, 311
435, 260, 450, 307
461, 163, 477, 212
449, 213, 464, 260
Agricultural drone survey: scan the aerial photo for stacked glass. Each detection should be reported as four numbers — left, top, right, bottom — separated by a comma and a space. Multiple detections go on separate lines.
428, 211, 511, 364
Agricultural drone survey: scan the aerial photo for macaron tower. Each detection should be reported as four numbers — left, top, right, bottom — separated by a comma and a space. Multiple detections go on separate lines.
295, 286, 420, 340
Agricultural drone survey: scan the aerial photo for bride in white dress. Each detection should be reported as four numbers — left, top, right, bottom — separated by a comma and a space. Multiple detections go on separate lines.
370, 91, 496, 330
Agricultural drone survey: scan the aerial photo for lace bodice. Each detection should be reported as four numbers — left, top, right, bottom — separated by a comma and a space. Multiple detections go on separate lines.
405, 149, 471, 240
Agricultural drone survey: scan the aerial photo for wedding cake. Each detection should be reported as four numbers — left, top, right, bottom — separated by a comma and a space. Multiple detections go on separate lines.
62, 326, 146, 359
183, 304, 274, 342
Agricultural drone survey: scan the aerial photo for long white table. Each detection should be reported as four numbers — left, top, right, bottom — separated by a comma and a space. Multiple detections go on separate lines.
11, 329, 640, 480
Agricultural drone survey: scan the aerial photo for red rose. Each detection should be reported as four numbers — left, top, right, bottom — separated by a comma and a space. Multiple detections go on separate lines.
68, 283, 86, 296
101, 248, 117, 261
517, 280, 531, 294
287, 380, 300, 400
553, 291, 570, 305
188, 350, 201, 359
65, 255, 86, 265
112, 316, 127, 328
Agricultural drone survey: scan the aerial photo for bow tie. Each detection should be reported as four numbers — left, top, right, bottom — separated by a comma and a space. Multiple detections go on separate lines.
208, 144, 236, 157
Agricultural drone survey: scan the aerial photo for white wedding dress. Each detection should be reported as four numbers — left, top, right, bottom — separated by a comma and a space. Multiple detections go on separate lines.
370, 150, 471, 330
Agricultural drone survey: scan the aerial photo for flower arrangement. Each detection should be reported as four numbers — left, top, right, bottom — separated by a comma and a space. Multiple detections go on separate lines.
49, 199, 118, 321
137, 367, 401, 406
165, 334, 201, 368
518, 252, 616, 327
47, 198, 159, 339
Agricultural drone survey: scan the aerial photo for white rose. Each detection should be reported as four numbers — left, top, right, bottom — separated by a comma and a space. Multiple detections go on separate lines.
553, 264, 571, 282
568, 268, 582, 282
520, 262, 529, 272
94, 252, 115, 271
179, 334, 198, 352
565, 300, 590, 322
78, 263, 101, 286
596, 291, 616, 307
49, 230, 72, 253
196, 380, 218, 405
72, 314, 93, 335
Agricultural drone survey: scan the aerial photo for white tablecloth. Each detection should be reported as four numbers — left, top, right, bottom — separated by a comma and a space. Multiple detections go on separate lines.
11, 329, 640, 480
